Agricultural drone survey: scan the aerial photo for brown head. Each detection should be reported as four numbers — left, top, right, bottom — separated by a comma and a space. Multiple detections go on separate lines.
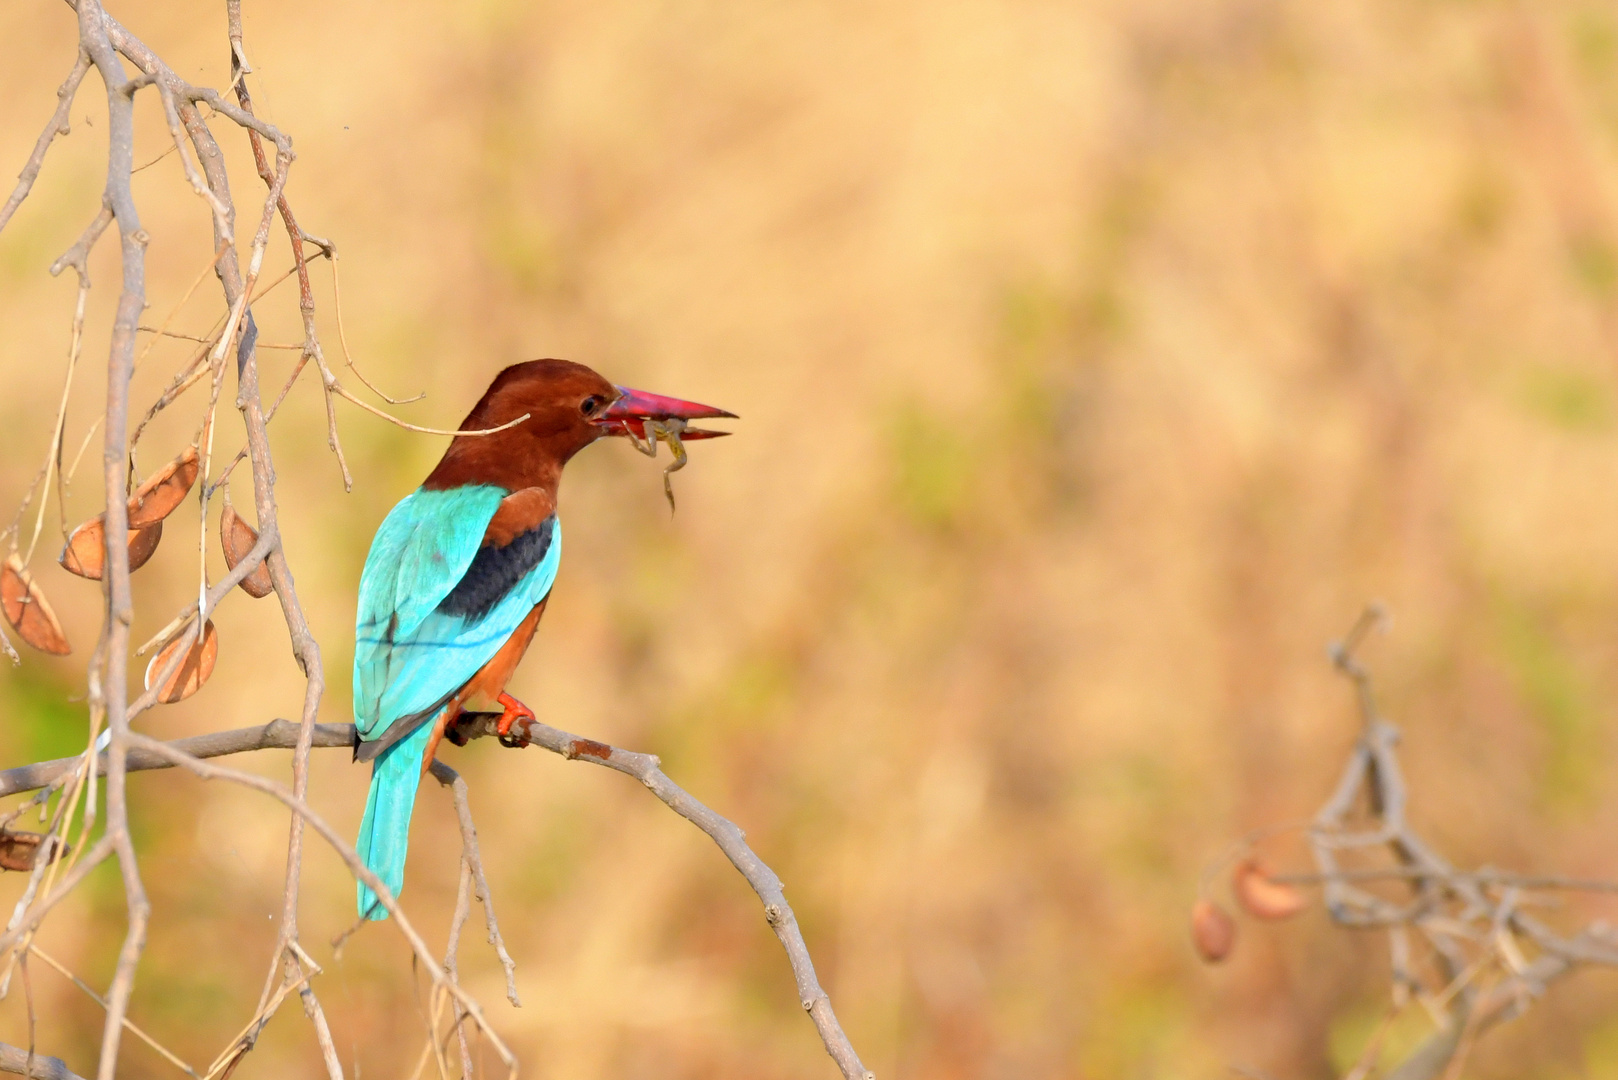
422, 359, 733, 494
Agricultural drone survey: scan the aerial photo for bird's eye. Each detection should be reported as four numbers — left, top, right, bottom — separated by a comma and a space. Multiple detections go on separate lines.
580, 396, 600, 416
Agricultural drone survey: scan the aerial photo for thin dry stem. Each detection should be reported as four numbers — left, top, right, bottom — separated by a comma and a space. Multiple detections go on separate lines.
0, 51, 91, 235
29, 946, 197, 1078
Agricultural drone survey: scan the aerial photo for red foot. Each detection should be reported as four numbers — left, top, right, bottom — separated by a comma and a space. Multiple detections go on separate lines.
495, 692, 535, 748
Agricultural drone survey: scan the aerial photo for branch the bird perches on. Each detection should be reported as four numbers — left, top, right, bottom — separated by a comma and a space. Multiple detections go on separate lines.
0, 715, 874, 1080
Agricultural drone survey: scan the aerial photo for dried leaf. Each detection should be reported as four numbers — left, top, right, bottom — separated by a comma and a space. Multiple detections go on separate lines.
144, 618, 218, 703
0, 830, 66, 872
59, 517, 163, 580
1233, 859, 1308, 921
127, 445, 200, 528
1191, 898, 1236, 963
219, 503, 272, 598
0, 554, 70, 655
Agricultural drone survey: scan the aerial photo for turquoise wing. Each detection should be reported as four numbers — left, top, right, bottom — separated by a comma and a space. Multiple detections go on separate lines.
352, 484, 563, 919
353, 485, 505, 741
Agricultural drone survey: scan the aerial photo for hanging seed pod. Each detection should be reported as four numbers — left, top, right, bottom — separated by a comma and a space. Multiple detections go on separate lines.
127, 445, 200, 529
0, 554, 70, 655
128, 520, 163, 571
1191, 898, 1236, 963
0, 830, 66, 872
59, 517, 163, 580
1233, 859, 1307, 921
144, 618, 218, 703
219, 503, 273, 598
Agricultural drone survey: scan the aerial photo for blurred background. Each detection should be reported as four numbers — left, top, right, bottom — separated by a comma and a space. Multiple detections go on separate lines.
2, 0, 1618, 1076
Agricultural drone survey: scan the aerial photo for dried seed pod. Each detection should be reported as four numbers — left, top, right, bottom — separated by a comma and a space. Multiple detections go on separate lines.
127, 445, 200, 528
128, 520, 163, 571
0, 830, 66, 872
144, 618, 218, 703
1233, 859, 1307, 921
0, 554, 70, 655
1191, 898, 1236, 963
59, 517, 163, 579
219, 503, 273, 598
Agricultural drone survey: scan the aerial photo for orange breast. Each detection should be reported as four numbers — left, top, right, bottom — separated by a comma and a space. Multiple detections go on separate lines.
458, 599, 547, 711
419, 599, 549, 773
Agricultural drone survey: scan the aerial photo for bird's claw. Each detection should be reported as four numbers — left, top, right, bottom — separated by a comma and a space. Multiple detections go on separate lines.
495, 692, 535, 749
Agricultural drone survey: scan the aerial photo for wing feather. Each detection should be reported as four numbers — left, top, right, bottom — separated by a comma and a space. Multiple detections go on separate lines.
353, 485, 561, 745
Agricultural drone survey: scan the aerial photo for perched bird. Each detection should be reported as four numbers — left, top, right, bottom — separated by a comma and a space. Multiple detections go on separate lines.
352, 359, 733, 919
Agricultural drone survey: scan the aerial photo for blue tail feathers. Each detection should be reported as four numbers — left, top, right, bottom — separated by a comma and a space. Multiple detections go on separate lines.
356, 721, 435, 920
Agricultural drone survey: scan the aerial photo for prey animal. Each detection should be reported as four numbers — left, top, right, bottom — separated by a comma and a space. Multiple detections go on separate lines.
352, 359, 733, 919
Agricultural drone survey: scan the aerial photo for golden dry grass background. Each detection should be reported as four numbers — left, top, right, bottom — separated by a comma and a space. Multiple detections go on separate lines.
3, 0, 1618, 1076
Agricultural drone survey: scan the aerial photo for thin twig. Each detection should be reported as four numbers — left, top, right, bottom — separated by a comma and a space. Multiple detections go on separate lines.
29, 946, 198, 1078
328, 255, 424, 404
428, 761, 520, 1008
0, 51, 91, 236
444, 861, 477, 1080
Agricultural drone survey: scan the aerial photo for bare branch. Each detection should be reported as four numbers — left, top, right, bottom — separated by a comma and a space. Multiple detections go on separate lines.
0, 711, 873, 1077
0, 719, 353, 798
0, 51, 91, 237
75, 0, 154, 1072
427, 761, 520, 1008
1207, 607, 1618, 1080
451, 712, 876, 1080
0, 1040, 84, 1080
119, 732, 518, 1074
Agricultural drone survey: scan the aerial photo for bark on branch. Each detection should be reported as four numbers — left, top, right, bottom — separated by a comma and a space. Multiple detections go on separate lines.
0, 1039, 82, 1080
0, 714, 875, 1080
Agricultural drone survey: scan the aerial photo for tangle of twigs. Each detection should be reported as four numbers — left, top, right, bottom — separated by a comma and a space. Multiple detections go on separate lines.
1202, 606, 1618, 1080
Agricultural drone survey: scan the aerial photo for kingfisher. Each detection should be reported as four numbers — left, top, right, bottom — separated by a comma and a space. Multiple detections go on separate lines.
352, 359, 733, 919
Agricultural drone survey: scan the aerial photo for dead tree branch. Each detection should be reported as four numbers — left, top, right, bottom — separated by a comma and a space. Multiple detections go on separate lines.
427, 760, 520, 1009
1201, 606, 1618, 1080
0, 711, 873, 1079
0, 720, 354, 798
0, 1039, 83, 1080
0, 52, 91, 236
449, 711, 876, 1080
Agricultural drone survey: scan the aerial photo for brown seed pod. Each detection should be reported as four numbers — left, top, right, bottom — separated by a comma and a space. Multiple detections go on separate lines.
127, 445, 200, 529
0, 830, 66, 872
1, 554, 70, 655
144, 618, 218, 704
1233, 859, 1308, 921
59, 517, 163, 579
1191, 898, 1236, 963
219, 503, 273, 598
128, 520, 163, 571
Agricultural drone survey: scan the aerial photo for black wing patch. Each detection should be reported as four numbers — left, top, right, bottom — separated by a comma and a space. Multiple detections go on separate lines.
436, 516, 555, 623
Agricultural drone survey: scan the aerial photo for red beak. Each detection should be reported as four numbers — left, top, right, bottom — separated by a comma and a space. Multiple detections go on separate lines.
593, 385, 736, 441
